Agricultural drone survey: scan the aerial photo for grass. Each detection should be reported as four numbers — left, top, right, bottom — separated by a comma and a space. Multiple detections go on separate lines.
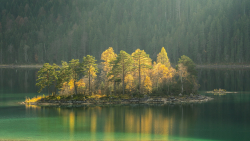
25, 95, 46, 103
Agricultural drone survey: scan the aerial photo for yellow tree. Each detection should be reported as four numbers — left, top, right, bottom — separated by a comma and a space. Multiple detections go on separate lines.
151, 61, 176, 94
157, 47, 170, 68
124, 73, 134, 93
144, 76, 152, 94
101, 47, 117, 73
152, 62, 170, 90
101, 47, 117, 94
132, 49, 152, 94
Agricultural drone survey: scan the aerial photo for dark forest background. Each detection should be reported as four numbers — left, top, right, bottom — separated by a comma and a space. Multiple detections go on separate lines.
0, 0, 249, 64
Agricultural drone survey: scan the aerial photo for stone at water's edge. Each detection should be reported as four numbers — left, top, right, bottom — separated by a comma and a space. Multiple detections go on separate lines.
22, 95, 213, 106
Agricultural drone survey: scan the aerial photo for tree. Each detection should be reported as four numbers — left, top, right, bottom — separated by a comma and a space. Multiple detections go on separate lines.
131, 49, 152, 94
152, 62, 171, 90
51, 63, 60, 94
178, 55, 197, 77
177, 63, 189, 94
101, 47, 117, 94
157, 47, 171, 68
57, 61, 70, 90
144, 76, 152, 94
111, 50, 133, 94
68, 59, 82, 95
83, 55, 98, 95
36, 63, 59, 95
124, 73, 134, 93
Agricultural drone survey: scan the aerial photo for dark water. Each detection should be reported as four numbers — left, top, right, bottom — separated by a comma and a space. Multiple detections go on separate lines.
0, 68, 250, 141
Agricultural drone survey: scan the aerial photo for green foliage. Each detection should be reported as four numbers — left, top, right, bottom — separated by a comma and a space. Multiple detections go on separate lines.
110, 50, 133, 94
36, 63, 59, 95
82, 55, 98, 95
68, 59, 82, 95
177, 55, 197, 77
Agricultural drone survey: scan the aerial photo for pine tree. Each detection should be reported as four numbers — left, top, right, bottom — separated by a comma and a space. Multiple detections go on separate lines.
36, 63, 59, 95
68, 59, 81, 95
83, 55, 98, 95
132, 49, 152, 94
101, 47, 117, 94
111, 50, 133, 95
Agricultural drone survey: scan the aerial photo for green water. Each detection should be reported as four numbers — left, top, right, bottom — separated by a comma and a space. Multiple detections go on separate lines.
0, 68, 250, 141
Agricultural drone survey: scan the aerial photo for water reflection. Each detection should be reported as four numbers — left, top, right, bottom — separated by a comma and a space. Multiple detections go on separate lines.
24, 104, 202, 140
197, 68, 250, 91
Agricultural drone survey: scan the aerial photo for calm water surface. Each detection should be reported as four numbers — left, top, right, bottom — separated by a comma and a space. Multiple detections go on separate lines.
0, 68, 250, 141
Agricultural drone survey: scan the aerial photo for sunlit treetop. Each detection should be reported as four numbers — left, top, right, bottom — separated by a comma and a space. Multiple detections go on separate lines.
132, 49, 152, 67
157, 47, 170, 68
101, 47, 117, 73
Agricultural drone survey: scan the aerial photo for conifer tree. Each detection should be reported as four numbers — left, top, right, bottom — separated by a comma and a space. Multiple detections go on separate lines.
83, 55, 98, 95
36, 63, 59, 95
101, 47, 117, 94
57, 61, 70, 90
68, 59, 81, 95
132, 49, 152, 94
111, 50, 133, 94
157, 47, 171, 68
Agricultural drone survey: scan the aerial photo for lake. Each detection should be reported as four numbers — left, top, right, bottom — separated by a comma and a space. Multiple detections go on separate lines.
0, 68, 250, 141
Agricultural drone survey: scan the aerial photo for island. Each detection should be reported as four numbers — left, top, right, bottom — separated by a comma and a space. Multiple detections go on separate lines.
24, 47, 213, 106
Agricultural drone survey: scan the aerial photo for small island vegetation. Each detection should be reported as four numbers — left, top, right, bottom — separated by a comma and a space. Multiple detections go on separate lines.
25, 47, 212, 105
205, 88, 238, 95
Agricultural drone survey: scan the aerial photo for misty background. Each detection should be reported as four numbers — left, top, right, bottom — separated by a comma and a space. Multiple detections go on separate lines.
0, 0, 249, 64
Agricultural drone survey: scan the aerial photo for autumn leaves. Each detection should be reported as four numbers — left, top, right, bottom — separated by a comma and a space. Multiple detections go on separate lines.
101, 47, 174, 95
36, 47, 197, 96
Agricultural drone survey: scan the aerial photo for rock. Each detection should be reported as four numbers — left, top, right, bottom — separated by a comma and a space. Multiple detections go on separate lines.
170, 97, 175, 99
179, 93, 182, 96
190, 93, 193, 96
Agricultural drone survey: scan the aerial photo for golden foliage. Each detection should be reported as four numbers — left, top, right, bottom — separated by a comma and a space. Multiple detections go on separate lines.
101, 47, 117, 73
59, 78, 86, 95
144, 76, 152, 93
89, 65, 97, 78
157, 47, 170, 68
68, 79, 75, 90
25, 95, 44, 103
152, 62, 172, 83
76, 78, 86, 89
124, 74, 134, 92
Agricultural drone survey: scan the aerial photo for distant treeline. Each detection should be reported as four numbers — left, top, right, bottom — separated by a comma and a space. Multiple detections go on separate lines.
0, 0, 250, 64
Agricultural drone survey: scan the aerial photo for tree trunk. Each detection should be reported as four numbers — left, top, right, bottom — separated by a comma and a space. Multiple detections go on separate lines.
74, 80, 77, 95
47, 72, 50, 95
54, 80, 57, 95
89, 69, 91, 95
114, 81, 116, 95
181, 75, 183, 94
139, 56, 141, 94
122, 60, 125, 95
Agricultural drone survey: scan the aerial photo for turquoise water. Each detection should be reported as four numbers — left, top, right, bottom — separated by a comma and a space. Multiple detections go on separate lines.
0, 68, 250, 141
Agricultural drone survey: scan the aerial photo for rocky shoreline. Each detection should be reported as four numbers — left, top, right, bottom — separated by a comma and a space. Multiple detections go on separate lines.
22, 95, 213, 106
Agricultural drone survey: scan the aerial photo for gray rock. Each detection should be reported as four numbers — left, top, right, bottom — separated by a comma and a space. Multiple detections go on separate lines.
179, 93, 182, 96
190, 93, 193, 96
